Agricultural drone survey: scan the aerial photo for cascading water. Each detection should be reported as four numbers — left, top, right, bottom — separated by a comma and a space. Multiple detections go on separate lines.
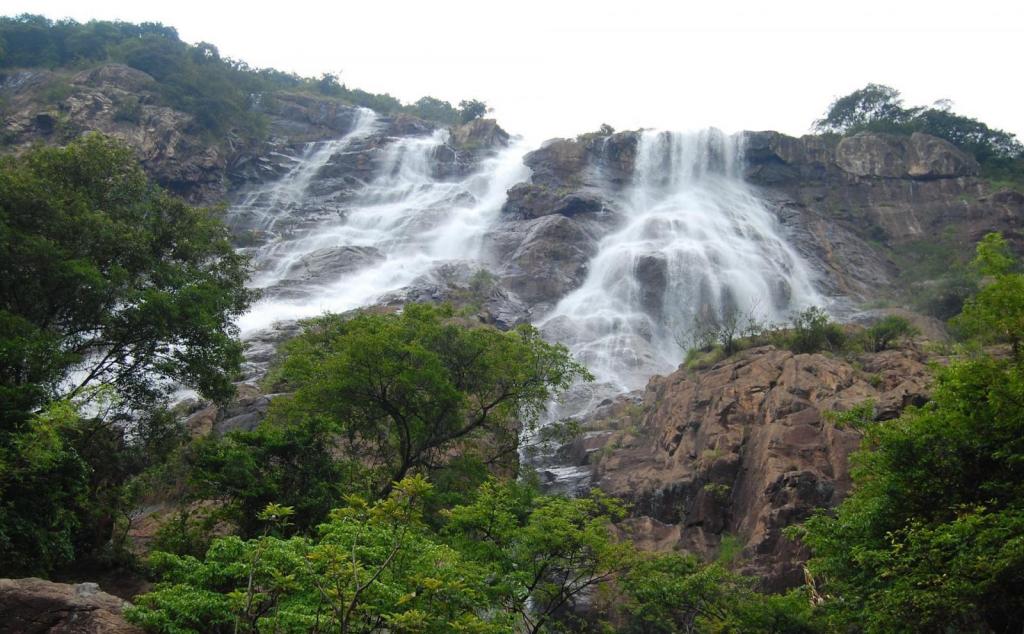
540, 128, 823, 396
233, 122, 530, 336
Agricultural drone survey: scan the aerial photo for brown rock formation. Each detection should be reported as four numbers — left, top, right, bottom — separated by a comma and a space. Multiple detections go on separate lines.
0, 578, 142, 634
0, 65, 228, 202
590, 345, 931, 590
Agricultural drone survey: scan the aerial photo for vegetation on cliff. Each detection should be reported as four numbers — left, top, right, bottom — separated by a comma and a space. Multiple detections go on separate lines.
0, 14, 488, 143
814, 83, 1024, 183
794, 234, 1024, 633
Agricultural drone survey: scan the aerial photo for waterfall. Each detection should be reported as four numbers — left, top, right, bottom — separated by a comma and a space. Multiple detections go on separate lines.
539, 129, 823, 394
234, 126, 530, 335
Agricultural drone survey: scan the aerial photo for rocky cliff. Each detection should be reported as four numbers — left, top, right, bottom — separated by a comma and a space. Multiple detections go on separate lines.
566, 344, 933, 590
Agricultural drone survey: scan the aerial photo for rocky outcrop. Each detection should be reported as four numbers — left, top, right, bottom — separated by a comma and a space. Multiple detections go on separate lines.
581, 345, 931, 590
0, 65, 228, 201
0, 578, 142, 634
835, 132, 978, 180
743, 130, 1024, 301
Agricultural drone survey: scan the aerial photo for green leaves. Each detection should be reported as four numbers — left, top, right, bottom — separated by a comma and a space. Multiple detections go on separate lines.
796, 241, 1024, 631
264, 304, 590, 499
0, 135, 255, 419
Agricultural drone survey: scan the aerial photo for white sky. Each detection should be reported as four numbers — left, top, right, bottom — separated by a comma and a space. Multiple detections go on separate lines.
10, 0, 1024, 143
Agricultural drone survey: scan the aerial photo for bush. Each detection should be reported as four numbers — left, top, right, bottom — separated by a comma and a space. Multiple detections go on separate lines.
863, 316, 919, 352
787, 307, 846, 354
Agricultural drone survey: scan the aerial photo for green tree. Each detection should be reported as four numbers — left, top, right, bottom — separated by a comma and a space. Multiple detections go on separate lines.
813, 83, 908, 134
458, 99, 489, 123
446, 479, 634, 633
954, 232, 1024, 357
795, 234, 1024, 633
813, 84, 1023, 175
192, 304, 590, 533
863, 315, 919, 352
0, 134, 255, 422
128, 477, 508, 634
0, 135, 253, 575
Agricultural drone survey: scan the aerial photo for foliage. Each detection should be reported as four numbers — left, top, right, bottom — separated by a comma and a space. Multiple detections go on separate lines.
0, 14, 490, 140
619, 554, 819, 633
680, 305, 852, 369
0, 136, 248, 575
863, 316, 919, 352
128, 477, 505, 634
190, 304, 591, 534
814, 83, 910, 135
814, 83, 1024, 175
458, 99, 489, 123
953, 232, 1024, 357
0, 135, 255, 422
446, 479, 633, 633
0, 399, 87, 574
677, 303, 770, 357
796, 234, 1024, 633
407, 96, 460, 125
786, 307, 846, 354
132, 474, 802, 633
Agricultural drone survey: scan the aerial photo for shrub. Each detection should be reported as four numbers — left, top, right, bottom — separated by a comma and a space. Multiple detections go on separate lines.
863, 316, 919, 352
787, 307, 846, 354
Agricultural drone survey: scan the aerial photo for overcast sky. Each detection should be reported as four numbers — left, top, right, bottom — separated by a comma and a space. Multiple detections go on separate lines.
10, 0, 1023, 143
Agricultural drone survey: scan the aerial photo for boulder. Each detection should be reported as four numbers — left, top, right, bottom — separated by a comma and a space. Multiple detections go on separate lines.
835, 132, 910, 178
524, 139, 589, 187
835, 131, 978, 179
0, 578, 142, 634
906, 132, 979, 179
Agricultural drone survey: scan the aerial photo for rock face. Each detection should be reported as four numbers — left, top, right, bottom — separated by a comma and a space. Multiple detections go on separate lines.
0, 65, 228, 201
584, 345, 931, 590
0, 578, 142, 634
742, 130, 1024, 301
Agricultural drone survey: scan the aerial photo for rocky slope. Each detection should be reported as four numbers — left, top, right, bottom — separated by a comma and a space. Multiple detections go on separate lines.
564, 344, 933, 590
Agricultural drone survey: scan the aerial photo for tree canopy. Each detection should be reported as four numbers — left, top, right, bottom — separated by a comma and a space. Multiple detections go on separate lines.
795, 233, 1024, 633
0, 134, 255, 422
0, 135, 252, 575
0, 14, 492, 138
187, 304, 591, 535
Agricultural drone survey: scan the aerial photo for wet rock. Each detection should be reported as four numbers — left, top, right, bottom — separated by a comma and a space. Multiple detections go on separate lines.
495, 215, 598, 307
283, 245, 382, 285
0, 578, 142, 634
634, 253, 669, 319
501, 183, 606, 219
215, 383, 274, 434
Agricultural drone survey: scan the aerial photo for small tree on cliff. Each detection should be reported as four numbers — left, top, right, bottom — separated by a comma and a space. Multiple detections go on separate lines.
458, 99, 489, 123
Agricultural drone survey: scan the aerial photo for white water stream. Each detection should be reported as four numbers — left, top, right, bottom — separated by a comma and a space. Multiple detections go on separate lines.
229, 123, 824, 444
233, 113, 531, 334
539, 129, 822, 393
